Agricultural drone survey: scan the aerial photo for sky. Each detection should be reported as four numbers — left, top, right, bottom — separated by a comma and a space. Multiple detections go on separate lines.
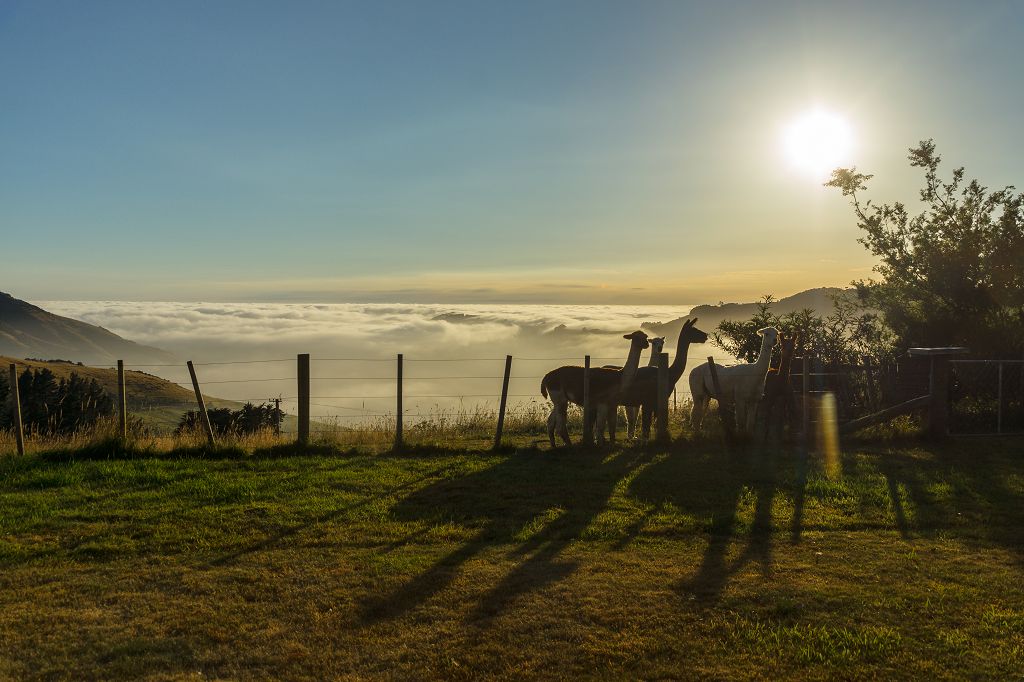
3, 0, 1023, 304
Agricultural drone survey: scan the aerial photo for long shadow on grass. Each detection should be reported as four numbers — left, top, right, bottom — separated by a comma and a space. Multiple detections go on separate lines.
208, 466, 450, 567
361, 447, 653, 624
628, 445, 783, 603
872, 440, 1024, 562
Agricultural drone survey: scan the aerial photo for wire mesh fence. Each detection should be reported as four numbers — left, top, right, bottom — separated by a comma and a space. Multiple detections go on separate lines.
950, 360, 1024, 435
6, 350, 1021, 452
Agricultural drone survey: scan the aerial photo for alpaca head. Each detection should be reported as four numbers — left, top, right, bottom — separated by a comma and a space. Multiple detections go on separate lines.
650, 337, 666, 354
623, 330, 651, 349
680, 318, 709, 345
780, 333, 799, 355
757, 326, 780, 348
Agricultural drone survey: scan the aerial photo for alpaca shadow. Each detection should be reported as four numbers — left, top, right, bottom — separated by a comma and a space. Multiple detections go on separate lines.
361, 447, 653, 624
627, 447, 782, 603
208, 466, 450, 567
872, 442, 1024, 562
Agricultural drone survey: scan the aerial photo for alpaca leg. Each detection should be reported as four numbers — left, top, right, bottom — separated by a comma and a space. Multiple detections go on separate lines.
548, 390, 571, 446
745, 399, 758, 435
690, 396, 707, 432
640, 403, 653, 442
557, 403, 571, 446
625, 406, 637, 439
735, 400, 748, 436
594, 404, 608, 446
606, 403, 618, 444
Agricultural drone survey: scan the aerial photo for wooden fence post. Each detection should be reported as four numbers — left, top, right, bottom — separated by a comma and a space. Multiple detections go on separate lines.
656, 352, 670, 442
863, 355, 878, 412
8, 364, 25, 456
297, 353, 310, 445
927, 357, 950, 438
997, 362, 1004, 434
117, 360, 127, 439
802, 355, 810, 450
493, 355, 512, 450
395, 353, 403, 450
186, 361, 216, 446
582, 355, 592, 445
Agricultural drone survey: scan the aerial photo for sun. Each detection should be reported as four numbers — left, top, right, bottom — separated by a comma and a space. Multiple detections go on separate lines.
782, 108, 854, 178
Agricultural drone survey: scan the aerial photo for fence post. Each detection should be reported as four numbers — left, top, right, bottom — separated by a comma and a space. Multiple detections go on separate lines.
927, 357, 950, 438
117, 360, 127, 439
493, 355, 513, 450
186, 361, 216, 446
997, 362, 1003, 434
8, 364, 25, 456
656, 352, 670, 443
582, 355, 592, 445
395, 353, 403, 450
802, 356, 810, 450
297, 354, 310, 445
863, 355, 878, 412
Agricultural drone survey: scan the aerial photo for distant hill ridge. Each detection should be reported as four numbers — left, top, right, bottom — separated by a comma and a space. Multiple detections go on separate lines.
641, 287, 846, 338
0, 291, 174, 364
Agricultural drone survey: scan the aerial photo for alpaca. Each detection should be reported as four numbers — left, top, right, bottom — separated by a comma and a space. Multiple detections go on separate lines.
603, 336, 665, 439
688, 327, 780, 436
541, 331, 650, 447
610, 319, 709, 442
760, 333, 799, 441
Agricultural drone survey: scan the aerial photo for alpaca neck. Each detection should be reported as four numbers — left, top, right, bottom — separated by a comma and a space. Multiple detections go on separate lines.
619, 339, 646, 390
778, 346, 795, 377
668, 334, 694, 386
646, 344, 663, 367
752, 335, 774, 371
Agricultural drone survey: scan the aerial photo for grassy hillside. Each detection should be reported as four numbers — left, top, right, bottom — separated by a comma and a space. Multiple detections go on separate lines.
0, 292, 174, 365
0, 437, 1021, 679
0, 356, 257, 433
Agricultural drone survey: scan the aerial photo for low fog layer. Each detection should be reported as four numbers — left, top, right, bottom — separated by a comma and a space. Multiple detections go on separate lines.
37, 301, 736, 422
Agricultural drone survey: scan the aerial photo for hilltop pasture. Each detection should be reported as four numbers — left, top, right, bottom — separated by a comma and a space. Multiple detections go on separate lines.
0, 437, 1022, 679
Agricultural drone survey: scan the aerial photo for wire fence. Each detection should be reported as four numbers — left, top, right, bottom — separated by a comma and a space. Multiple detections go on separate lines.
1, 353, 708, 446
7, 351, 1020, 448
949, 360, 1024, 435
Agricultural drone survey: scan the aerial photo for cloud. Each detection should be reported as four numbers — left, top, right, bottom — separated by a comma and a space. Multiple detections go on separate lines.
36, 301, 736, 423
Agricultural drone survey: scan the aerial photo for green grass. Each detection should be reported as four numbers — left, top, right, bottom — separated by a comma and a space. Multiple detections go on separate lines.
0, 435, 1022, 679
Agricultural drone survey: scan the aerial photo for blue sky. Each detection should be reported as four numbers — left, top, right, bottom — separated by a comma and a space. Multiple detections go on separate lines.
2, 0, 1022, 303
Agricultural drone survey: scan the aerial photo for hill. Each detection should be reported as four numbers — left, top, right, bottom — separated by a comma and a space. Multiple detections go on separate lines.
642, 287, 846, 339
1, 356, 246, 432
0, 292, 174, 365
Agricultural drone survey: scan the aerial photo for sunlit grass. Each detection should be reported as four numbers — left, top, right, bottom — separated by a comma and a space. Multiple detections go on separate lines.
0, 434, 1021, 678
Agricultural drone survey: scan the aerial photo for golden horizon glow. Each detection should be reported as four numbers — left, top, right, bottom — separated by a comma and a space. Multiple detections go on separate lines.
782, 108, 854, 179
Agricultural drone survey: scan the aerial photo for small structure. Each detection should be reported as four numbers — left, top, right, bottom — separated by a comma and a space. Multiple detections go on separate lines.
839, 347, 968, 437
906, 347, 968, 437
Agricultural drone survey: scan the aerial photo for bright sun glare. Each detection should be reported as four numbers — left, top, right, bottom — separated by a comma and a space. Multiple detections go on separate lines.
782, 108, 854, 178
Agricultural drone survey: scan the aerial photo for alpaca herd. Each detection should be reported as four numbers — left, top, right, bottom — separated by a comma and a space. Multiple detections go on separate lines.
540, 320, 798, 446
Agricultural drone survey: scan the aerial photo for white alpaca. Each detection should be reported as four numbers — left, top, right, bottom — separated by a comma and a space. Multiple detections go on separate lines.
688, 327, 779, 435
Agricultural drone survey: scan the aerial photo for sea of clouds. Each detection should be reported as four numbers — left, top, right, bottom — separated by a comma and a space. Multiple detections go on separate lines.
38, 301, 733, 422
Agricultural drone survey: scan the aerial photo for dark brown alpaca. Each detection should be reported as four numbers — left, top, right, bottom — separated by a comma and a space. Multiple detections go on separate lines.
541, 331, 650, 447
611, 318, 709, 442
760, 332, 799, 440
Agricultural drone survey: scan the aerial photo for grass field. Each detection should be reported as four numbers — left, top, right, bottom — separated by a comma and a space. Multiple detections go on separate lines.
1, 432, 1022, 679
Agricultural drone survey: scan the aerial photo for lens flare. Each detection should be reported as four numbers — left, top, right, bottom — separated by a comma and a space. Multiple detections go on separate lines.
817, 392, 842, 479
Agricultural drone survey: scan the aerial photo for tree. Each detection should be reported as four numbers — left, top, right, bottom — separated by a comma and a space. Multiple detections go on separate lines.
827, 140, 1024, 357
175, 402, 282, 437
713, 293, 894, 366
